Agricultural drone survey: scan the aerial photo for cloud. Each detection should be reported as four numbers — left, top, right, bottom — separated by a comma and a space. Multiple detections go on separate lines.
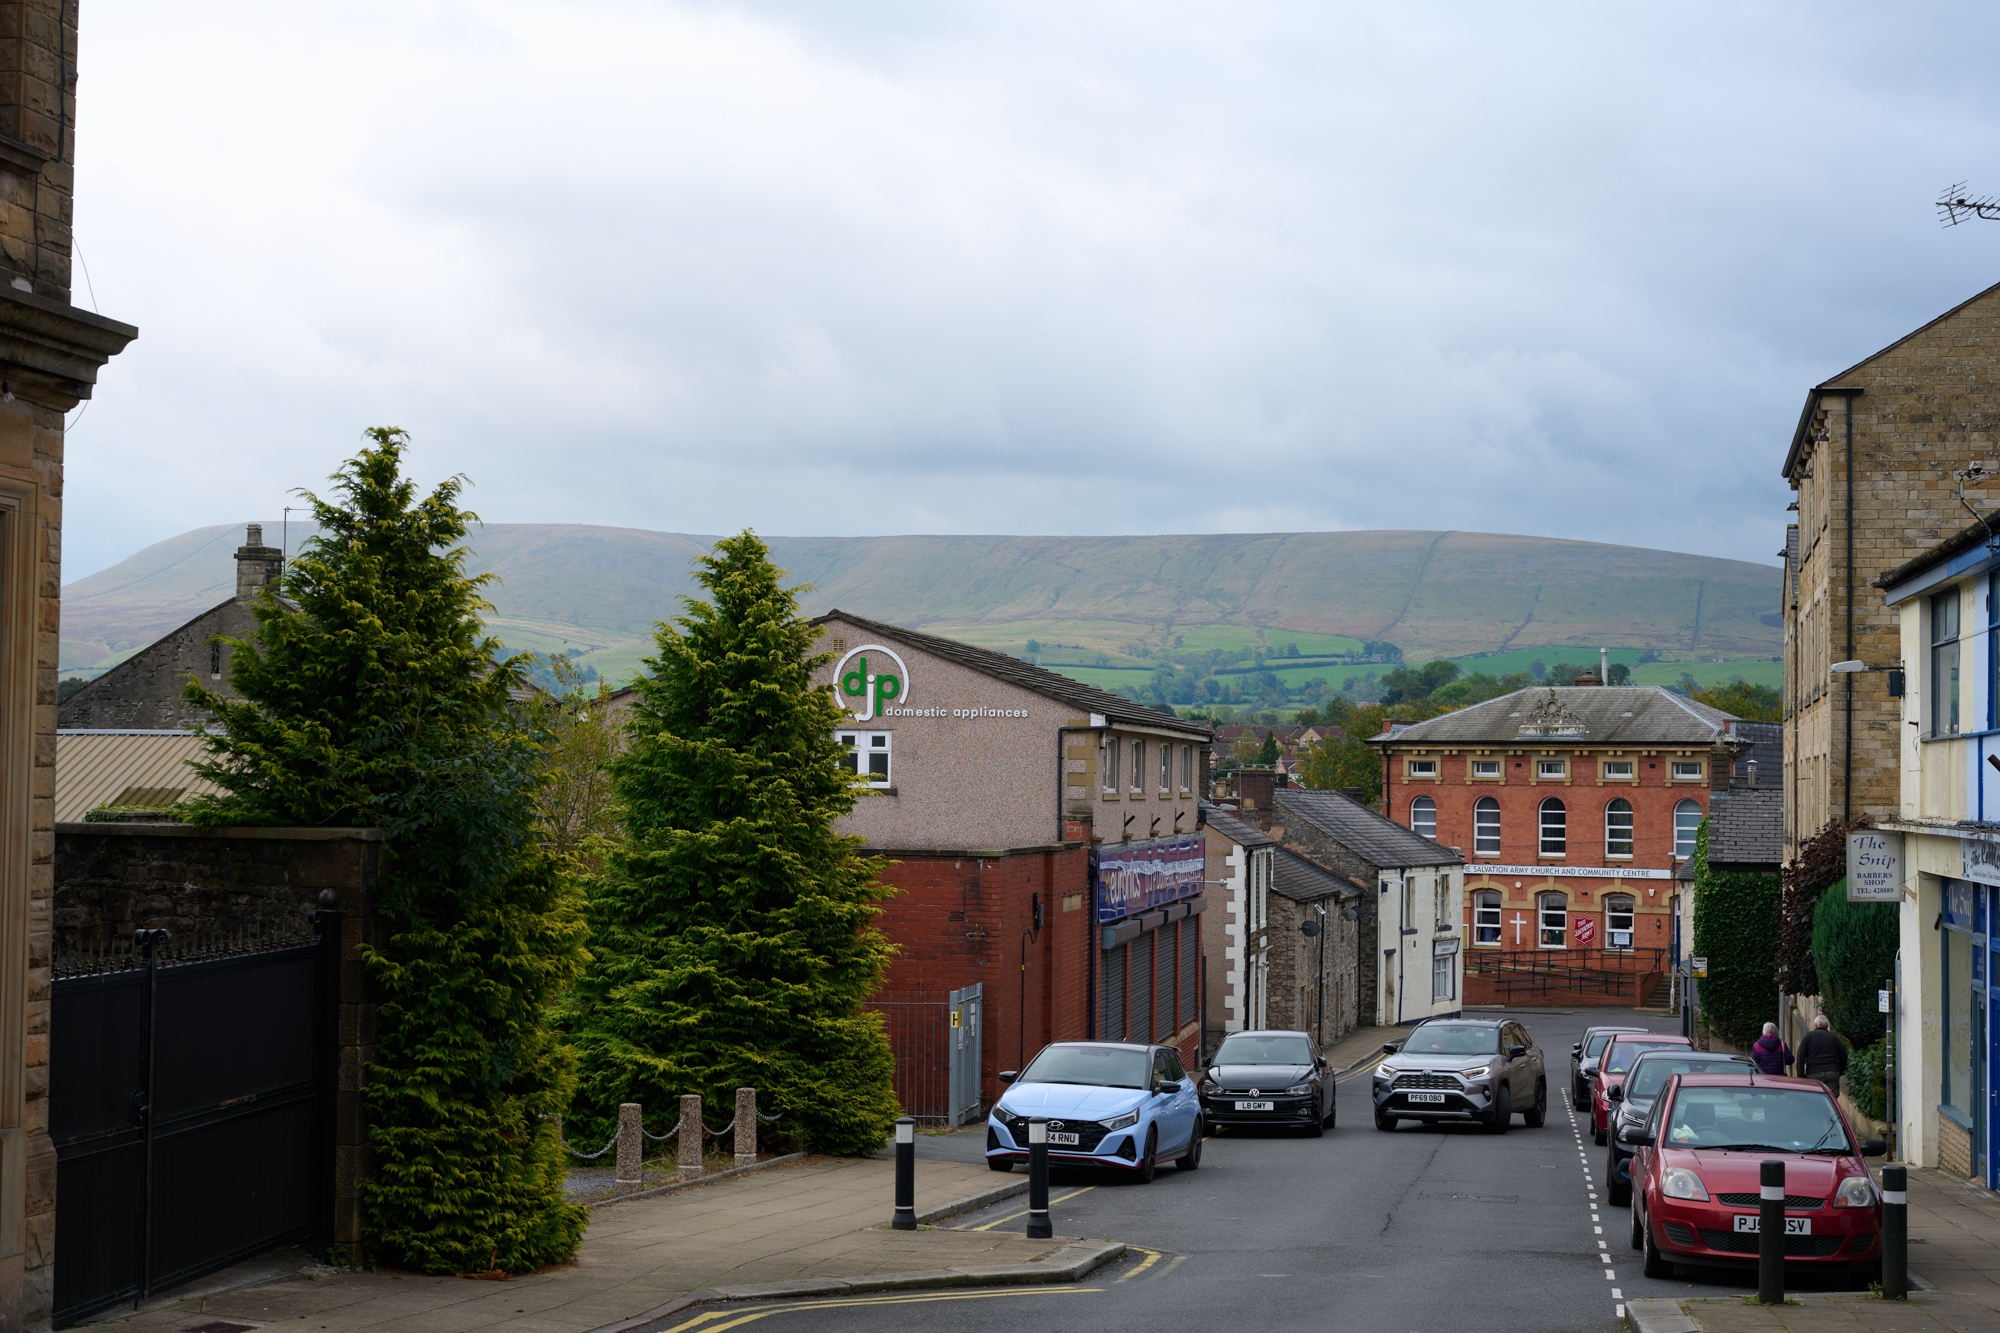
59, 0, 2000, 578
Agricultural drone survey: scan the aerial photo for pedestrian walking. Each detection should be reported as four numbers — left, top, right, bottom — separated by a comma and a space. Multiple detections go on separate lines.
1795, 1014, 1847, 1097
1751, 1022, 1792, 1076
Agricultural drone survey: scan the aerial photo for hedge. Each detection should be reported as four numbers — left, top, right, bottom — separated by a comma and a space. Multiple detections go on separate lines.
1809, 882, 1898, 1048
1690, 818, 1783, 1051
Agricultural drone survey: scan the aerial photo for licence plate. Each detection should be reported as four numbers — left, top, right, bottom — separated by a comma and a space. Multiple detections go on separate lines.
1233, 1100, 1275, 1111
1733, 1215, 1811, 1234
1404, 1092, 1447, 1104
1048, 1132, 1080, 1145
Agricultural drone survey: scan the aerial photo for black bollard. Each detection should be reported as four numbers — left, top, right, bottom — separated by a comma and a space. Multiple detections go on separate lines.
1882, 1164, 1907, 1299
1758, 1159, 1785, 1304
892, 1116, 916, 1230
1026, 1117, 1052, 1239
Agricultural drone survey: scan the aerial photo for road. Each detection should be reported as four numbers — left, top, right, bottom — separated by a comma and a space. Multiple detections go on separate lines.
650, 1008, 1840, 1333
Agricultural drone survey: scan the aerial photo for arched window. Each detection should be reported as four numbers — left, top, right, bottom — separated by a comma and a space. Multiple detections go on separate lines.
1674, 798, 1703, 859
1539, 797, 1566, 855
1538, 891, 1567, 948
1605, 894, 1636, 950
1473, 889, 1502, 944
1605, 798, 1634, 858
1410, 795, 1437, 839
1474, 797, 1501, 855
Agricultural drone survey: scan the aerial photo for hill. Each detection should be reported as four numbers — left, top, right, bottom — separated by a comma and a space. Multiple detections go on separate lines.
59, 524, 1781, 687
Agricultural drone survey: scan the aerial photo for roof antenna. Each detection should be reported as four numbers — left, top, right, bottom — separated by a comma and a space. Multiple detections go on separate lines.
1939, 183, 2000, 227
1954, 464, 1999, 554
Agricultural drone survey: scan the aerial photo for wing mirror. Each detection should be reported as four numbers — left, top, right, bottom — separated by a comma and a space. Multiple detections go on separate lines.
1156, 1080, 1182, 1095
997, 1071, 1017, 1084
1382, 1042, 1401, 1055
1607, 1085, 1623, 1102
1508, 1045, 1528, 1058
1571, 1043, 1583, 1056
1625, 1129, 1655, 1148
1862, 1139, 1887, 1158
1315, 1056, 1327, 1069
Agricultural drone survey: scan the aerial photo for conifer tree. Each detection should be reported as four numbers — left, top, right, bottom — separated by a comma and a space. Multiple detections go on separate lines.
565, 531, 899, 1155
182, 429, 588, 1273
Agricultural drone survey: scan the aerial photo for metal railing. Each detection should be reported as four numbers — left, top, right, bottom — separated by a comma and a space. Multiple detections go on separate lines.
1462, 947, 1667, 1002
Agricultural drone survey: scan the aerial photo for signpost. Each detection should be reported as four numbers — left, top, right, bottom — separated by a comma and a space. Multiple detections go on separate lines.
1846, 831, 1903, 902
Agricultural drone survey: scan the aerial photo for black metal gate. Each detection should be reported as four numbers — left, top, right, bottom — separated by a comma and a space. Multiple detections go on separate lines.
52, 917, 339, 1324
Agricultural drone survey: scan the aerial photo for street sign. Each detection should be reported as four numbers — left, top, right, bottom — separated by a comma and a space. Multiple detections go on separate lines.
1692, 956, 1708, 978
1878, 989, 1891, 1013
1847, 831, 1903, 902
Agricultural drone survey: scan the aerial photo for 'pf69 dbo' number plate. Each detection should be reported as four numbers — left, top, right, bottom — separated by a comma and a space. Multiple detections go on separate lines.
1403, 1092, 1447, 1104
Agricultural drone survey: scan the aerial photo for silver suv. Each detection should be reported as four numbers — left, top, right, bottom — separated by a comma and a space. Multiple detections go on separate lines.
1372, 1017, 1547, 1134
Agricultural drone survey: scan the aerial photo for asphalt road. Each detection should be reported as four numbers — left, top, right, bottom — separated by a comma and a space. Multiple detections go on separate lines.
664, 1008, 1840, 1333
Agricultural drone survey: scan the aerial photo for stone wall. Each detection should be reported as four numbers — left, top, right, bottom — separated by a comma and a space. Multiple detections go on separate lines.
1265, 816, 1381, 1025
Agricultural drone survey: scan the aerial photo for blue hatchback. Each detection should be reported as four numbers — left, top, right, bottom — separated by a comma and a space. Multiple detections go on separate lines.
985, 1041, 1203, 1182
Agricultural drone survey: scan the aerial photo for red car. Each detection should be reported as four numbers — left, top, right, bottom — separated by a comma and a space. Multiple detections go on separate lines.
1628, 1070, 1887, 1285
1591, 1035, 1691, 1144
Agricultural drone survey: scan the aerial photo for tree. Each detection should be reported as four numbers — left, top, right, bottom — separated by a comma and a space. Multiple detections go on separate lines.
1256, 730, 1280, 764
564, 532, 900, 1156
181, 429, 588, 1273
520, 654, 626, 872
1606, 662, 1631, 685
1024, 639, 1041, 655
1377, 659, 1461, 706
1691, 679, 1781, 722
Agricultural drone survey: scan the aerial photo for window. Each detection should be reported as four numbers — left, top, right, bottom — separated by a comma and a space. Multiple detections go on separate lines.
1131, 740, 1145, 793
1474, 797, 1501, 855
1408, 759, 1437, 777
1473, 889, 1502, 944
1670, 761, 1703, 781
1539, 797, 1566, 855
1159, 742, 1172, 792
1602, 760, 1633, 779
1103, 736, 1119, 791
1180, 744, 1192, 791
208, 640, 222, 676
1605, 894, 1635, 950
1410, 795, 1437, 839
1537, 759, 1566, 779
1435, 878, 1449, 929
1933, 589, 1961, 736
1604, 798, 1633, 857
1433, 952, 1454, 1002
837, 731, 892, 786
1471, 759, 1500, 778
1538, 891, 1567, 948
1673, 799, 1702, 859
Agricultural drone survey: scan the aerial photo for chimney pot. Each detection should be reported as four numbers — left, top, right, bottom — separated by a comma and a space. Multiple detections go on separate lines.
1748, 759, 1759, 785
246, 523, 262, 546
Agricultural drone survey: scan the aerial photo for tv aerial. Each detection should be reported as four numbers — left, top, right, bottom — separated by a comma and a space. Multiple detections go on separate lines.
1939, 183, 2000, 226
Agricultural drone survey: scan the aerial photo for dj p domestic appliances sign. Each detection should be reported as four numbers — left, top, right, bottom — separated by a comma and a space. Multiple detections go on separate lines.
834, 643, 1036, 723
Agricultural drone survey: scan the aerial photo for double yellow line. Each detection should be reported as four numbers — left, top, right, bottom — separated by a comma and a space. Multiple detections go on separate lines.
1334, 1054, 1386, 1086
656, 1286, 1100, 1333
955, 1185, 1096, 1231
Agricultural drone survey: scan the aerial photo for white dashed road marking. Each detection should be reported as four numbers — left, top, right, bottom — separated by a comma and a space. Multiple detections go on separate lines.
1563, 1088, 1623, 1322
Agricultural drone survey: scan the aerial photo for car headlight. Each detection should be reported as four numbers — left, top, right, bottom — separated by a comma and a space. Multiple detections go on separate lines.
1834, 1176, 1877, 1208
1284, 1083, 1311, 1095
1376, 1064, 1399, 1079
1198, 1079, 1221, 1095
1460, 1066, 1491, 1079
1661, 1167, 1709, 1201
1100, 1110, 1140, 1131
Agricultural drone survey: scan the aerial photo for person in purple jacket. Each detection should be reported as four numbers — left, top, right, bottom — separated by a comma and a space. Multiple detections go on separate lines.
1750, 1021, 1792, 1075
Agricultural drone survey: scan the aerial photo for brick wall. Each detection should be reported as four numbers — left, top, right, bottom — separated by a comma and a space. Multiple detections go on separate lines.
1938, 1112, 1973, 1180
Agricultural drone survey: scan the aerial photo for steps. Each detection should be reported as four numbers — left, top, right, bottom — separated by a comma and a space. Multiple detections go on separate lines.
1644, 973, 1672, 1009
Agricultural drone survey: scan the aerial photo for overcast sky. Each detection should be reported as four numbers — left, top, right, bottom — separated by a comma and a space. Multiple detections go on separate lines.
58, 1, 2000, 579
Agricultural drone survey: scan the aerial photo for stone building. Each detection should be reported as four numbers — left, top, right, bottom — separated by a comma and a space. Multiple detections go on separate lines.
59, 526, 282, 729
0, 7, 140, 1327
1265, 849, 1364, 1045
1199, 803, 1273, 1049
1782, 279, 2000, 858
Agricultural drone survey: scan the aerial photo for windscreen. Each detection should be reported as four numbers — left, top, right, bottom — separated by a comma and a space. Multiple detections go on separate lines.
1215, 1035, 1313, 1065
1627, 1057, 1748, 1100
1018, 1045, 1151, 1090
1585, 1030, 1637, 1059
1602, 1039, 1682, 1075
1401, 1025, 1500, 1056
1663, 1086, 1851, 1154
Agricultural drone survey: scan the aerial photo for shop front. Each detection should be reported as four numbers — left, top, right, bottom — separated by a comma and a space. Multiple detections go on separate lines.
1938, 876, 1995, 1186
1096, 834, 1207, 1072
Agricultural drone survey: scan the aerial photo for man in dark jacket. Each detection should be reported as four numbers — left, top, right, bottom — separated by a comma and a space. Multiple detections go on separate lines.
1796, 1014, 1848, 1096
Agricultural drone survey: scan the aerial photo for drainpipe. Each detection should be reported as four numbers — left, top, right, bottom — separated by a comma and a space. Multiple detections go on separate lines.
1845, 391, 1854, 823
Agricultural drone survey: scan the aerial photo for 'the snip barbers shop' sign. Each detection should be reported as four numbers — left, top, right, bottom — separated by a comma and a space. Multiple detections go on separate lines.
1096, 836, 1206, 925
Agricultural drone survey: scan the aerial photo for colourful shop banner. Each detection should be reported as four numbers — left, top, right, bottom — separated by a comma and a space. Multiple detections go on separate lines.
1096, 835, 1206, 925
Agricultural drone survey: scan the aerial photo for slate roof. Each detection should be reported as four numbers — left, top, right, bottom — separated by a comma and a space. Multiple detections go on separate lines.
1272, 788, 1463, 869
1271, 848, 1362, 903
1365, 686, 1739, 747
811, 609, 1212, 739
1200, 802, 1276, 850
1725, 722, 1781, 783
1704, 786, 1784, 868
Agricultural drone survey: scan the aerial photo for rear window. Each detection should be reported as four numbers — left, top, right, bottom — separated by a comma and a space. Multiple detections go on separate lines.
1215, 1034, 1313, 1065
1663, 1086, 1850, 1154
1403, 1025, 1500, 1056
1018, 1045, 1150, 1090
1585, 1029, 1638, 1058
1626, 1057, 1748, 1100
1602, 1040, 1683, 1075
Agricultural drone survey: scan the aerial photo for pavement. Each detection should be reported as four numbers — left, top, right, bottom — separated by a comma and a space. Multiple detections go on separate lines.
1629, 1168, 2000, 1333
89, 1154, 1123, 1333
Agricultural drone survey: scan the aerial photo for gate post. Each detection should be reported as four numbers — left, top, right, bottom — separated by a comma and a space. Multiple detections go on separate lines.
616, 1104, 643, 1193
679, 1094, 703, 1180
310, 892, 344, 1255
735, 1088, 757, 1168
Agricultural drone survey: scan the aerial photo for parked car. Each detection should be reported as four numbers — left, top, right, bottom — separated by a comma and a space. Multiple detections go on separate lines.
1198, 1029, 1335, 1137
1591, 1034, 1691, 1144
1604, 1050, 1752, 1204
1628, 1070, 1886, 1285
987, 1041, 1203, 1182
1372, 1017, 1546, 1134
1570, 1024, 1647, 1103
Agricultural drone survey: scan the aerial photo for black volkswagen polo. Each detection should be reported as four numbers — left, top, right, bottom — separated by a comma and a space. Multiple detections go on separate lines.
1197, 1030, 1335, 1137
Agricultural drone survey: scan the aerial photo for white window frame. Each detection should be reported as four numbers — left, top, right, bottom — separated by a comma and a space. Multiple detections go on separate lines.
1538, 891, 1568, 949
1537, 758, 1567, 780
1432, 951, 1454, 1002
1180, 744, 1193, 791
1103, 736, 1119, 792
1470, 759, 1501, 778
1473, 889, 1502, 944
837, 730, 892, 787
1670, 760, 1703, 781
1538, 797, 1566, 856
1131, 740, 1145, 794
1673, 798, 1702, 860
1473, 796, 1501, 855
1601, 760, 1634, 779
1159, 742, 1172, 793
1605, 894, 1636, 951
1604, 798, 1634, 859
1410, 795, 1437, 840
1407, 758, 1438, 778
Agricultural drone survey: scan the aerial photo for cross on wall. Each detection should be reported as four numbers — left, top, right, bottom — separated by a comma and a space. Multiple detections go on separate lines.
1510, 913, 1528, 945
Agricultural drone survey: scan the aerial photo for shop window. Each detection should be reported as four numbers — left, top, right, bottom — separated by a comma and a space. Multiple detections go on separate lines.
1605, 798, 1633, 858
1537, 759, 1567, 779
1473, 889, 1502, 944
837, 731, 891, 786
1943, 925, 1976, 1120
1605, 894, 1635, 950
1934, 589, 1961, 736
1131, 740, 1145, 793
1408, 759, 1437, 777
1673, 799, 1702, 859
1474, 797, 1501, 854
1671, 761, 1703, 780
1471, 759, 1500, 777
1538, 892, 1567, 948
1410, 795, 1437, 839
1539, 797, 1566, 855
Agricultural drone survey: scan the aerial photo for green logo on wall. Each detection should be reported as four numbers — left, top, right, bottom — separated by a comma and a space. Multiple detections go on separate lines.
835, 644, 910, 722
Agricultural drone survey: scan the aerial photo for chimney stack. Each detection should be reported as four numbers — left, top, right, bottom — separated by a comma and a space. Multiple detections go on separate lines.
236, 523, 283, 601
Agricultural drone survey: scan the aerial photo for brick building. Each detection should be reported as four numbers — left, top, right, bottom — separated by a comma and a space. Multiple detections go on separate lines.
1781, 280, 2000, 858
1370, 685, 1746, 1007
807, 612, 1211, 1115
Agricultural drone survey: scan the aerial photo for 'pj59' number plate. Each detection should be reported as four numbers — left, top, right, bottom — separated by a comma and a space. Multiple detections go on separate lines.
1404, 1092, 1447, 1104
1733, 1215, 1810, 1234
1233, 1100, 1274, 1111
1047, 1132, 1080, 1146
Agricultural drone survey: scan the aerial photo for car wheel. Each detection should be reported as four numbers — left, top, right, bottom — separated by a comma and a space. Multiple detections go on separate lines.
1135, 1127, 1157, 1184
1177, 1122, 1204, 1170
1574, 1078, 1587, 1104
1485, 1085, 1511, 1135
1374, 1111, 1397, 1131
1642, 1209, 1673, 1279
1593, 1114, 1607, 1147
1629, 1199, 1643, 1252
1523, 1079, 1547, 1128
1605, 1147, 1629, 1205
1323, 1093, 1336, 1130
987, 1157, 1014, 1173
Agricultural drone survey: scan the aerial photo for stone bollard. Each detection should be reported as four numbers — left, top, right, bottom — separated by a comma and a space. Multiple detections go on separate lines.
616, 1103, 643, 1193
735, 1088, 757, 1169
679, 1093, 704, 1180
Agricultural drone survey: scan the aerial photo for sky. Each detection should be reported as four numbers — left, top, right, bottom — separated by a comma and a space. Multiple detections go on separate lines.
57, 0, 2000, 580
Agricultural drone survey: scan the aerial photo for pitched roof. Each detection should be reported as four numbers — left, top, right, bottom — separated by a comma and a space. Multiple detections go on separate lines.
812, 609, 1212, 738
1725, 722, 1781, 784
1365, 686, 1739, 747
1273, 788, 1463, 869
1871, 506, 2000, 593
1271, 848, 1362, 903
1200, 802, 1275, 849
1705, 786, 1783, 867
54, 730, 225, 823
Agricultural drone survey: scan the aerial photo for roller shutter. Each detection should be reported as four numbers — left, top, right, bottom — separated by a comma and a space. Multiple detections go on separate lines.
1102, 944, 1125, 1042
1178, 914, 1199, 1032
1155, 926, 1175, 1040
1129, 935, 1152, 1043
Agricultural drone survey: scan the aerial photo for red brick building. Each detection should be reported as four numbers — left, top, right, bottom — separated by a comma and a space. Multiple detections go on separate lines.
1370, 685, 1748, 1006
809, 612, 1212, 1119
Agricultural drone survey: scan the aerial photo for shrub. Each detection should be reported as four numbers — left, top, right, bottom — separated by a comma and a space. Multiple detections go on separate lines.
1810, 886, 1898, 1048
1848, 1039, 1888, 1122
1690, 818, 1783, 1051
